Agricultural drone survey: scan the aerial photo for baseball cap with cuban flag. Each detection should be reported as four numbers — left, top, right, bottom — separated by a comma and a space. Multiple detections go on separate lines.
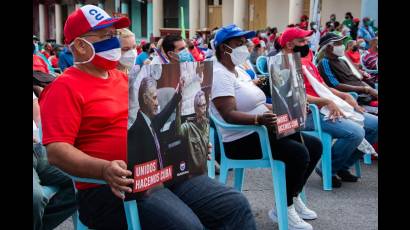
63, 4, 130, 44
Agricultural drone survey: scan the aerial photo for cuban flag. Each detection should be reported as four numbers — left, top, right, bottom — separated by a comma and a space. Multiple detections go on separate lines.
91, 37, 122, 69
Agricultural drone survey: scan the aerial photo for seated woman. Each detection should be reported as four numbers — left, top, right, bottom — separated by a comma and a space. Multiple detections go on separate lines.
211, 24, 322, 230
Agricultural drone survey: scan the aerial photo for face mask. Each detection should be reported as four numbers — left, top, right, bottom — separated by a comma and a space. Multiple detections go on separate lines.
312, 25, 318, 30
119, 49, 138, 68
359, 42, 367, 49
332, 44, 345, 57
293, 44, 310, 58
225, 45, 250, 66
178, 48, 194, 62
34, 43, 39, 54
71, 37, 121, 70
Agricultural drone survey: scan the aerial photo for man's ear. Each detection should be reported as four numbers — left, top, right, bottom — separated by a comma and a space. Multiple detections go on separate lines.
72, 38, 87, 55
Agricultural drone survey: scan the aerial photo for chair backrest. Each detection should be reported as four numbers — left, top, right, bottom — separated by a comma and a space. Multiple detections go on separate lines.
255, 56, 269, 75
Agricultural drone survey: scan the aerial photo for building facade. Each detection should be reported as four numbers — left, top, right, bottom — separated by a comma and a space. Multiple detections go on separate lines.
33, 0, 377, 44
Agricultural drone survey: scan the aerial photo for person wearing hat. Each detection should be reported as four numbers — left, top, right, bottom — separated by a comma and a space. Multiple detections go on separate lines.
250, 37, 263, 65
357, 17, 376, 48
317, 33, 378, 99
40, 5, 256, 230
295, 28, 378, 188
211, 24, 322, 230
350, 17, 361, 40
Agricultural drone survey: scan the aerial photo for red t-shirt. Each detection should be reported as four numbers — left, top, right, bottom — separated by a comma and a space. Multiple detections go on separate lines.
33, 54, 50, 74
345, 50, 360, 64
39, 67, 128, 190
301, 53, 326, 98
49, 56, 59, 68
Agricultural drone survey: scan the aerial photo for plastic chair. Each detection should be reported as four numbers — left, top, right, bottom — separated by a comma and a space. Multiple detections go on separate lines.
255, 56, 269, 76
207, 126, 216, 179
70, 176, 142, 230
305, 101, 370, 190
210, 114, 289, 230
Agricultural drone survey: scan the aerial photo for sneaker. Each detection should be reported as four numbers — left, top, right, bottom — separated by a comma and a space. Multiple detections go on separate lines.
332, 176, 342, 188
293, 195, 317, 220
337, 170, 358, 182
316, 169, 342, 188
269, 205, 313, 230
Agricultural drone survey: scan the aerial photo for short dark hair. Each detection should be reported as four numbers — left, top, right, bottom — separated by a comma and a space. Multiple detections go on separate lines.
162, 34, 183, 55
346, 12, 353, 18
142, 43, 151, 52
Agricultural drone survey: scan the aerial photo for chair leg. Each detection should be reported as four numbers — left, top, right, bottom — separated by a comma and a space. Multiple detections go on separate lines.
233, 168, 245, 191
207, 160, 215, 179
364, 153, 372, 165
123, 200, 141, 230
300, 188, 307, 203
321, 135, 333, 191
219, 164, 229, 185
74, 210, 88, 230
355, 161, 362, 178
271, 160, 288, 230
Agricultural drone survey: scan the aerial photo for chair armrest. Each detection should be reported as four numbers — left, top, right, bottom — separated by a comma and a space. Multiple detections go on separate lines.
349, 92, 359, 100
308, 104, 323, 135
210, 114, 273, 161
70, 176, 107, 185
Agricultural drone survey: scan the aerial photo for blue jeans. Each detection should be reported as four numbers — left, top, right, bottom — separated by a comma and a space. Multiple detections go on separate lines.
305, 112, 378, 175
78, 175, 257, 230
33, 143, 77, 230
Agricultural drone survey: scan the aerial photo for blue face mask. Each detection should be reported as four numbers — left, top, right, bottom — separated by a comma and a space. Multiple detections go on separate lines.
178, 48, 194, 62
359, 42, 367, 49
34, 43, 39, 54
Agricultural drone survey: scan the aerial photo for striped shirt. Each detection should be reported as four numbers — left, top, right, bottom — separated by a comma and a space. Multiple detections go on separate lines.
363, 51, 378, 70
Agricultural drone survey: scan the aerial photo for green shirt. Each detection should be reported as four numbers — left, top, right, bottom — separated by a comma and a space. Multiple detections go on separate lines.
176, 117, 210, 175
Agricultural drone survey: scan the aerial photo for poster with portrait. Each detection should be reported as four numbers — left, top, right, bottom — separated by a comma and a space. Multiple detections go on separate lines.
267, 52, 307, 139
126, 61, 213, 199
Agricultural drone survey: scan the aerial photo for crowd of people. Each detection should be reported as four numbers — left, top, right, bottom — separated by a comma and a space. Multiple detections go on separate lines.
33, 4, 378, 230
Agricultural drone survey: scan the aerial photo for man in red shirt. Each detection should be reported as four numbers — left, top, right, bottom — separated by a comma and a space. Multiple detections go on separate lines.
40, 5, 256, 230
279, 27, 378, 187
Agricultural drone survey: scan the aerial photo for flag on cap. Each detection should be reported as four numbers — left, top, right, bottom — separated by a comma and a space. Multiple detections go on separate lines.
64, 4, 130, 44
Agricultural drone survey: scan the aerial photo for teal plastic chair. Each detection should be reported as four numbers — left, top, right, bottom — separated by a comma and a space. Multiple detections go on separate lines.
207, 126, 216, 179
210, 114, 289, 230
255, 56, 269, 76
70, 176, 142, 230
305, 93, 371, 190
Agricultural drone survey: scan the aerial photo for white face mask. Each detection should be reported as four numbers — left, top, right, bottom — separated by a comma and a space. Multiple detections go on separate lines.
312, 25, 318, 30
225, 45, 250, 66
332, 44, 345, 57
119, 49, 138, 68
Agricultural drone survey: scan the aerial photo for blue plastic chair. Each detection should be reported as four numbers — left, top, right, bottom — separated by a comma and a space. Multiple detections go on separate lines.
70, 176, 142, 230
305, 99, 371, 190
255, 56, 269, 76
207, 126, 216, 179
210, 114, 289, 230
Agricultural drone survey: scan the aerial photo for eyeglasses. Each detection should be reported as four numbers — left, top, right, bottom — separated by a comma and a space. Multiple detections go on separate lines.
81, 31, 122, 40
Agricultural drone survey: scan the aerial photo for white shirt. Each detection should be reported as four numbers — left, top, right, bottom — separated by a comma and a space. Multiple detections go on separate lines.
33, 92, 39, 141
211, 61, 268, 142
309, 30, 321, 53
